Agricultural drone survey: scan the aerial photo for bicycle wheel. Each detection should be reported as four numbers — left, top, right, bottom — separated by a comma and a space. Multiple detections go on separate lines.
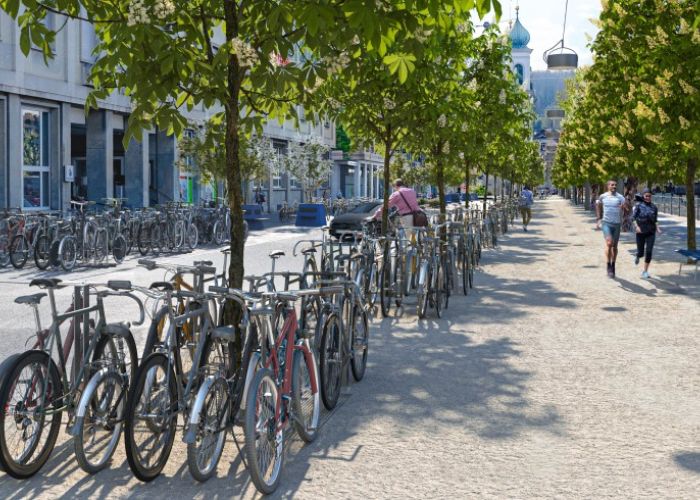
124, 353, 178, 482
112, 234, 127, 264
9, 234, 29, 269
173, 221, 185, 251
291, 349, 319, 443
187, 376, 228, 482
350, 306, 369, 382
59, 235, 77, 272
137, 224, 151, 256
0, 235, 10, 267
319, 314, 342, 410
0, 351, 62, 478
243, 368, 283, 495
185, 223, 199, 250
73, 370, 126, 474
34, 234, 52, 270
121, 227, 133, 256
366, 257, 379, 308
460, 248, 469, 296
417, 265, 430, 319
93, 230, 108, 263
379, 256, 393, 318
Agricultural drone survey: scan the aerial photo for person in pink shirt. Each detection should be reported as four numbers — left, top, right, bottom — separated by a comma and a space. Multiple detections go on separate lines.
373, 179, 419, 228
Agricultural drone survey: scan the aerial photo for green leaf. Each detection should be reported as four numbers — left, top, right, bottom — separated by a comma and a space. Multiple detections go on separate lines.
19, 28, 30, 55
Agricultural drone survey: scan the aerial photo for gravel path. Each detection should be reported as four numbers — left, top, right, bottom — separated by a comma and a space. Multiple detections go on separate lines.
1, 197, 698, 498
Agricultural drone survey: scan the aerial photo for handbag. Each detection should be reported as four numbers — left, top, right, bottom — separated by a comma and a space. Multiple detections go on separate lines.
398, 190, 429, 227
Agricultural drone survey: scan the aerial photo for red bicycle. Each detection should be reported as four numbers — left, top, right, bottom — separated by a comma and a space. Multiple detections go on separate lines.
243, 289, 320, 495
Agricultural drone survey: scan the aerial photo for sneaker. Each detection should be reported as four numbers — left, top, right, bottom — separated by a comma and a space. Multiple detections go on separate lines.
607, 262, 613, 278
634, 255, 640, 266
611, 262, 616, 277
641, 271, 649, 279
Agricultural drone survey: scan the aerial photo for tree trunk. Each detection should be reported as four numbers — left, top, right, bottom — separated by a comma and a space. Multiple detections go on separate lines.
464, 159, 470, 209
483, 172, 489, 213
436, 146, 446, 220
225, 2, 244, 290
685, 158, 697, 255
381, 132, 392, 235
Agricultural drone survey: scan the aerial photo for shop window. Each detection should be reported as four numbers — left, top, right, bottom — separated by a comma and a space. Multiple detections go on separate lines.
22, 108, 50, 209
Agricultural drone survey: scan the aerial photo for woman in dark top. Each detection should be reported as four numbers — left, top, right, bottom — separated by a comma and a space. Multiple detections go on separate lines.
632, 189, 662, 279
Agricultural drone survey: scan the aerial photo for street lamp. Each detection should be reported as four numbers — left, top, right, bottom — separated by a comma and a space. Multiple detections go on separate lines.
543, 0, 578, 70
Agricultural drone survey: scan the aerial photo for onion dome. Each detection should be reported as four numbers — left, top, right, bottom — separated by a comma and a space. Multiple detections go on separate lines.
509, 6, 530, 49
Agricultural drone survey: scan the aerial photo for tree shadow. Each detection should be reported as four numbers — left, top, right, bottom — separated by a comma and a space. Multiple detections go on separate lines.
674, 452, 700, 474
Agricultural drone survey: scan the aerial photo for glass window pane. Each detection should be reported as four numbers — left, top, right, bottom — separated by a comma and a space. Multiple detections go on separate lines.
41, 111, 49, 166
23, 110, 40, 167
42, 171, 49, 207
23, 171, 41, 208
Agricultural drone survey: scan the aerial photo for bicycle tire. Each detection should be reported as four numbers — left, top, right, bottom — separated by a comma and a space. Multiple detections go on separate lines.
34, 234, 52, 270
137, 224, 151, 256
186, 223, 198, 251
379, 255, 392, 318
0, 351, 63, 479
59, 235, 77, 272
460, 248, 469, 296
350, 306, 369, 382
417, 266, 430, 319
9, 234, 29, 269
187, 376, 229, 482
319, 313, 342, 410
243, 368, 283, 495
291, 349, 320, 442
73, 370, 126, 474
0, 235, 10, 267
124, 353, 178, 482
112, 234, 127, 263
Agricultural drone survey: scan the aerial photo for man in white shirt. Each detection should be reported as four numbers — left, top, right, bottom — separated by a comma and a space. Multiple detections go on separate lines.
595, 180, 628, 278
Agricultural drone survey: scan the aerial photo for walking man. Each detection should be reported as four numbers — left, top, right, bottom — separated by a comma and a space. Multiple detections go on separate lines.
519, 186, 534, 231
596, 180, 627, 278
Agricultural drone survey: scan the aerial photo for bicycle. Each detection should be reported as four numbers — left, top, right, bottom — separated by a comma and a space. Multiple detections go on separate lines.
0, 278, 143, 477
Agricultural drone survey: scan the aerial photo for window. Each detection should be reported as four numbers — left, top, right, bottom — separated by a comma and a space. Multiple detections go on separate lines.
289, 175, 302, 190
514, 64, 524, 85
80, 20, 97, 62
22, 108, 50, 209
272, 169, 283, 189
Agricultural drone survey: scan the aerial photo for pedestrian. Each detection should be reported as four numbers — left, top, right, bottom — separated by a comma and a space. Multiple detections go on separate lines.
595, 179, 628, 278
632, 188, 661, 279
373, 178, 420, 229
518, 185, 534, 231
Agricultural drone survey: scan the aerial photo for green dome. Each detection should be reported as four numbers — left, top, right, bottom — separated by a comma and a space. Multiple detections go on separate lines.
510, 8, 530, 49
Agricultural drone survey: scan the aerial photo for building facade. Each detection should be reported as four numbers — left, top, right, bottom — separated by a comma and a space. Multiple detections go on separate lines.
0, 12, 334, 211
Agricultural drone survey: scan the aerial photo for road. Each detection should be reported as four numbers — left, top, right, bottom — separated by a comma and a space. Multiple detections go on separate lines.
1, 200, 699, 498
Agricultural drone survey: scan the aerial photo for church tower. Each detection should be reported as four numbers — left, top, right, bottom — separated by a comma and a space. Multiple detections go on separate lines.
509, 6, 532, 93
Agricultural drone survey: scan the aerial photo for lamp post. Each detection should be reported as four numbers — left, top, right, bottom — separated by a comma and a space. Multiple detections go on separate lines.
543, 0, 578, 70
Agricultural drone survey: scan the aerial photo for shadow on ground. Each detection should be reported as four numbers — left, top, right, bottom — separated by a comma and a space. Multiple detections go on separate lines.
673, 452, 700, 474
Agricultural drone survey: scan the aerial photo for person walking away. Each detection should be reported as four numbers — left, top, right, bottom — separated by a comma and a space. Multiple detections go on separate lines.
596, 180, 627, 278
519, 186, 534, 231
373, 179, 419, 229
632, 189, 661, 279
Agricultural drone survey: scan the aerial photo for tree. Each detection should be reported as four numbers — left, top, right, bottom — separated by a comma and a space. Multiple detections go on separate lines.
555, 0, 699, 253
284, 138, 333, 202
2, 0, 502, 287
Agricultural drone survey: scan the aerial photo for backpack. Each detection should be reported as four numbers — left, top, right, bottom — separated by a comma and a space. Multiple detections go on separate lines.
518, 194, 529, 208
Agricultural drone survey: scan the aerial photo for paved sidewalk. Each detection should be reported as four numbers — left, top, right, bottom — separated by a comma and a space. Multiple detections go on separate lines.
1, 198, 698, 498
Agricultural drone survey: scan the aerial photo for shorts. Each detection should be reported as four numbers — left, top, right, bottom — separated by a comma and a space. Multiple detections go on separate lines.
601, 222, 621, 245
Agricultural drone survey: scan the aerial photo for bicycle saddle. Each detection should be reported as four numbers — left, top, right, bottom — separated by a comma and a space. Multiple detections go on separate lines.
29, 278, 62, 289
14, 293, 47, 305
301, 247, 317, 255
193, 260, 213, 266
269, 250, 285, 258
150, 281, 174, 292
107, 280, 132, 291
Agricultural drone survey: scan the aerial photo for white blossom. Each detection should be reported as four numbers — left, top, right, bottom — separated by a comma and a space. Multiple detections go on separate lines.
153, 0, 175, 19
442, 141, 450, 154
383, 97, 396, 110
231, 38, 259, 67
127, 0, 149, 26
437, 114, 447, 128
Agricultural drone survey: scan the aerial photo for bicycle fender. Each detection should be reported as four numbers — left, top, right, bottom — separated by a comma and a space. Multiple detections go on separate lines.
240, 352, 261, 412
102, 323, 131, 339
183, 375, 218, 445
69, 367, 111, 436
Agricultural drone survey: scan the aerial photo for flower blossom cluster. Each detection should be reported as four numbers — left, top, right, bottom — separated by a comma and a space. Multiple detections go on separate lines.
327, 98, 341, 110
232, 38, 259, 67
679, 116, 690, 130
324, 52, 350, 75
383, 97, 396, 110
442, 141, 450, 154
437, 114, 447, 128
127, 0, 149, 26
153, 0, 175, 19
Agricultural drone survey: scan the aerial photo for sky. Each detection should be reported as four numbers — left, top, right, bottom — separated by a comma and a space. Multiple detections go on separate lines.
474, 0, 603, 71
